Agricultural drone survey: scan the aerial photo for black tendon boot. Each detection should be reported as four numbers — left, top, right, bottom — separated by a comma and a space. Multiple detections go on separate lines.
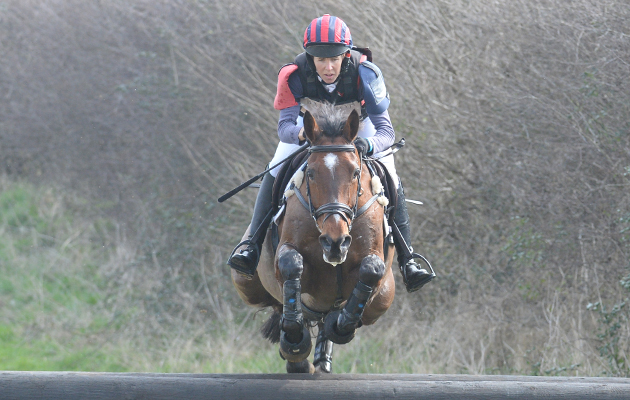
227, 173, 276, 278
393, 184, 435, 292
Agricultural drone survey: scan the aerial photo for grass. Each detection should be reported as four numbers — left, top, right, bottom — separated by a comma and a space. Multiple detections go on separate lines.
0, 179, 304, 373
0, 180, 126, 371
0, 324, 126, 371
0, 178, 414, 373
0, 177, 624, 375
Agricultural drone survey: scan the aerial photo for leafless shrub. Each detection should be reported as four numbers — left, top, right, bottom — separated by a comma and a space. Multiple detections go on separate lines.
1, 0, 628, 374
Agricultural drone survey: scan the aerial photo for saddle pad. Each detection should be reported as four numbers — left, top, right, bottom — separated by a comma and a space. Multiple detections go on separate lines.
366, 158, 398, 223
272, 148, 310, 210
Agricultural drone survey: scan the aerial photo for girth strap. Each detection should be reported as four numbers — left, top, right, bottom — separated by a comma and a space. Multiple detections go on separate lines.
301, 302, 327, 323
300, 264, 345, 324
334, 264, 344, 310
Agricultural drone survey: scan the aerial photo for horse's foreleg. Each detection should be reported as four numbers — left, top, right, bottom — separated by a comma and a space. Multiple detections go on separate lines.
324, 254, 385, 345
277, 248, 312, 363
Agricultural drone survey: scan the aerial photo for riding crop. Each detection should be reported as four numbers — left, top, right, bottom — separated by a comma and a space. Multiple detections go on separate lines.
217, 142, 309, 203
217, 139, 406, 203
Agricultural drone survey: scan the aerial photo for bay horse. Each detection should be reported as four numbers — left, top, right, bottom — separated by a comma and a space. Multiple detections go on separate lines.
231, 103, 396, 373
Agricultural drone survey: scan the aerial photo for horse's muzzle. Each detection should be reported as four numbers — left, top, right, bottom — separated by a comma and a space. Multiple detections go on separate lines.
319, 234, 352, 266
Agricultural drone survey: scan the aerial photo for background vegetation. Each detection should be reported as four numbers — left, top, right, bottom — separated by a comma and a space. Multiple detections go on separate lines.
0, 0, 628, 375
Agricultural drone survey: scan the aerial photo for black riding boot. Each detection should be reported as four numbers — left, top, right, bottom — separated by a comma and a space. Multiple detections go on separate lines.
227, 173, 276, 278
394, 184, 435, 292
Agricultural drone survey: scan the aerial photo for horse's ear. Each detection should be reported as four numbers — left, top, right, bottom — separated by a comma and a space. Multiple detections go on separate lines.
342, 109, 360, 142
303, 110, 318, 143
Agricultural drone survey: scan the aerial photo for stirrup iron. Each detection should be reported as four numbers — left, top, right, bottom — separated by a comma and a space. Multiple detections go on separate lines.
401, 252, 436, 292
227, 238, 260, 279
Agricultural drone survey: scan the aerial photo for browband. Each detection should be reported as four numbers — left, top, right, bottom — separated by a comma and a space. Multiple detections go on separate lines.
309, 144, 356, 153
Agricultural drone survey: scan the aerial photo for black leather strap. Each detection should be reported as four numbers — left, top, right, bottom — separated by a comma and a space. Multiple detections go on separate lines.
309, 144, 356, 153
355, 194, 380, 219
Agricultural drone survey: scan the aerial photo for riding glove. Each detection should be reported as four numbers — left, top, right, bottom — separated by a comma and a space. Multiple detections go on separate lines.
354, 137, 373, 156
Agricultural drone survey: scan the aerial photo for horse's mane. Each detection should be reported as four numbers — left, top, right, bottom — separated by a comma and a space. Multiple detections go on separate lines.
301, 99, 362, 139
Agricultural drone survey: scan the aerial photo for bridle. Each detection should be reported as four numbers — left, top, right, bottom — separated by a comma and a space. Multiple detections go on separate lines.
291, 144, 382, 234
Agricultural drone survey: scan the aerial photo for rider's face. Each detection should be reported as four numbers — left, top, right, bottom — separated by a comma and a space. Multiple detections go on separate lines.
313, 53, 345, 84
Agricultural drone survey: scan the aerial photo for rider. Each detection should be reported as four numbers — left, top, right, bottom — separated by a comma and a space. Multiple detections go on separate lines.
227, 14, 433, 292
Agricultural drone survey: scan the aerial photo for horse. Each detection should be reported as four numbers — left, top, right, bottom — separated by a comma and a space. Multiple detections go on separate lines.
231, 103, 396, 373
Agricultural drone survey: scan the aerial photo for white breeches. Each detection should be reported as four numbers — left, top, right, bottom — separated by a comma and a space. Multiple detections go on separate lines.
268, 116, 399, 188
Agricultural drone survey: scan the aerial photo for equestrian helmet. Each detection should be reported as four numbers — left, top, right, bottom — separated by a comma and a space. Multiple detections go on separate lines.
303, 14, 352, 58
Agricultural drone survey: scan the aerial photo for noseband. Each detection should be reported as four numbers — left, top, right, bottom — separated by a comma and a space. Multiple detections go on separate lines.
292, 144, 381, 234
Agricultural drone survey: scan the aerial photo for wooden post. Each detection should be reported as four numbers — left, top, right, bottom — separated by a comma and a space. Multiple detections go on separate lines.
1, 372, 629, 400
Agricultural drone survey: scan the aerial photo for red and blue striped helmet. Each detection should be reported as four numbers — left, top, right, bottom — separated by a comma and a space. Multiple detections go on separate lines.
303, 14, 352, 58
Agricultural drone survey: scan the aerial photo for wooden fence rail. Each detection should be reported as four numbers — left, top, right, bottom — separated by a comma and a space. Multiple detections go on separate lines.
1, 372, 629, 399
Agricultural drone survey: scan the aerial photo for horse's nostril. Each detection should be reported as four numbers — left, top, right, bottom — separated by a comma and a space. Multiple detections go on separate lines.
320, 235, 352, 256
340, 235, 352, 251
319, 235, 332, 252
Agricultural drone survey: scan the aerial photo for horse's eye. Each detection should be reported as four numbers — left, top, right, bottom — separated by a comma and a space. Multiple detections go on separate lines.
307, 169, 314, 180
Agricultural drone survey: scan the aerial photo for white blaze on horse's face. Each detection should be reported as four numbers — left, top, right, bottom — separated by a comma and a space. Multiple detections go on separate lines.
323, 153, 338, 178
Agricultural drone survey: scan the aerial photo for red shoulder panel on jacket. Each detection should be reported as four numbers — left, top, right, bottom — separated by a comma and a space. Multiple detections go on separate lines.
274, 64, 299, 110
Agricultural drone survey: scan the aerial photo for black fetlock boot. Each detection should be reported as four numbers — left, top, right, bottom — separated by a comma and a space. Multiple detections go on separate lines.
227, 173, 276, 278
393, 184, 435, 292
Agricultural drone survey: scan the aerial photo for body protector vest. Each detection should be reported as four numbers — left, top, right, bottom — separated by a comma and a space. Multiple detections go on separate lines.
274, 47, 389, 117
294, 48, 368, 106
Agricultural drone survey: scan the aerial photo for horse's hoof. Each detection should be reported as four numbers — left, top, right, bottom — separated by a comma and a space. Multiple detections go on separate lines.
279, 325, 312, 362
313, 330, 334, 374
286, 359, 315, 374
323, 310, 356, 345
314, 362, 332, 374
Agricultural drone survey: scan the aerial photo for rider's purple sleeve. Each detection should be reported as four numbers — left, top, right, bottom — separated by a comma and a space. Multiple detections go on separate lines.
367, 110, 395, 154
278, 105, 302, 144
277, 72, 304, 145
